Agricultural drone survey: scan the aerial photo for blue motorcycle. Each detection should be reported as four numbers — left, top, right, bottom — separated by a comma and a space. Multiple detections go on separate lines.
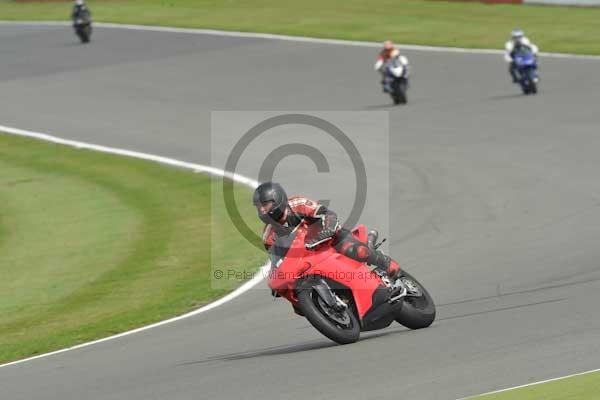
513, 49, 539, 95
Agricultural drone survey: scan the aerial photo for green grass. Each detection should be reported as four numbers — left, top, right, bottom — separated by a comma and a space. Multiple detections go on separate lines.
469, 371, 600, 400
2, 0, 600, 54
0, 133, 264, 364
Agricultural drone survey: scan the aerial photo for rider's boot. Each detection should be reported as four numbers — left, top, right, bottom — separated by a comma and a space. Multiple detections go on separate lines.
366, 229, 400, 280
371, 251, 401, 280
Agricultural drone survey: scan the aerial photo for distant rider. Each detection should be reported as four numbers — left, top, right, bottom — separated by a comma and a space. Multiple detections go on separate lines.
374, 40, 409, 93
253, 182, 401, 279
72, 0, 91, 25
505, 29, 538, 83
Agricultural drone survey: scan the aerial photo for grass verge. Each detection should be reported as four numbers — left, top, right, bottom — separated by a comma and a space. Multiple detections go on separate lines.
0, 132, 264, 364
469, 370, 600, 400
1, 0, 600, 55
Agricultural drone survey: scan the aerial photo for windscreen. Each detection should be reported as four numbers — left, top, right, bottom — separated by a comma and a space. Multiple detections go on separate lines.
268, 229, 299, 269
514, 48, 534, 64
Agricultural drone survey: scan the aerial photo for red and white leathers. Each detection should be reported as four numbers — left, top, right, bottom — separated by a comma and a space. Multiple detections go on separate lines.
374, 48, 410, 78
261, 196, 400, 278
262, 195, 338, 250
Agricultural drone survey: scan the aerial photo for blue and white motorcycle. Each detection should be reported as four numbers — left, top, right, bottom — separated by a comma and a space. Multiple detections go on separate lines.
513, 49, 539, 95
383, 59, 409, 105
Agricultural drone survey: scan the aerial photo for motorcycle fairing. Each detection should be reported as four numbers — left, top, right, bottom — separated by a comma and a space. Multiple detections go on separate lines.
268, 224, 387, 320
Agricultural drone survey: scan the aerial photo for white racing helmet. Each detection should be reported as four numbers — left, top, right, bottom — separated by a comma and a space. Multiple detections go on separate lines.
511, 28, 525, 43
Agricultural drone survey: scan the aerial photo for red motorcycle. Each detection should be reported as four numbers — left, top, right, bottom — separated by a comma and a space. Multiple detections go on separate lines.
267, 222, 436, 344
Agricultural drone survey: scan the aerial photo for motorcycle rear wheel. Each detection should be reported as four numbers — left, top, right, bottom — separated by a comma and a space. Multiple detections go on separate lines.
297, 287, 360, 344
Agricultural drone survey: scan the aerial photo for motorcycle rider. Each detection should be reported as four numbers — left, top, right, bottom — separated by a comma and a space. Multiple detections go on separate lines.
505, 29, 538, 83
374, 40, 409, 93
72, 0, 91, 25
253, 182, 401, 279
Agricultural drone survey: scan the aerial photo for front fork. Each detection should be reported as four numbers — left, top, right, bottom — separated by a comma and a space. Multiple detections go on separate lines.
373, 269, 420, 304
304, 278, 348, 312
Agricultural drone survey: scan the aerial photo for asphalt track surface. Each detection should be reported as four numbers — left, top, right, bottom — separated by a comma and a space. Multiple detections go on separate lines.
1, 24, 600, 400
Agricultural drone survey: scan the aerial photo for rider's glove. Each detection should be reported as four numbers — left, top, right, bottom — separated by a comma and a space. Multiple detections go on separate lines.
305, 228, 336, 249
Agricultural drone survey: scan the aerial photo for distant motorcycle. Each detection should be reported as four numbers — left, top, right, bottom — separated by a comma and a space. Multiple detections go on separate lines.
73, 17, 92, 43
383, 58, 409, 105
268, 222, 436, 344
513, 48, 539, 95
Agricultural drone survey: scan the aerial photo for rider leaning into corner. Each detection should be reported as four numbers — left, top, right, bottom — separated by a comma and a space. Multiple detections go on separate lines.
505, 28, 539, 83
374, 40, 410, 93
253, 182, 401, 279
72, 0, 91, 24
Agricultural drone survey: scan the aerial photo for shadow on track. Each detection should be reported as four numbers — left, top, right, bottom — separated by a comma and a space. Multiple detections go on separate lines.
176, 341, 337, 365
488, 93, 527, 101
177, 327, 414, 366
364, 103, 397, 110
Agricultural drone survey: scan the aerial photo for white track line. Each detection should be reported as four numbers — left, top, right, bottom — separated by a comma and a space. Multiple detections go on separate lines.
456, 367, 600, 399
1, 20, 600, 60
0, 124, 270, 369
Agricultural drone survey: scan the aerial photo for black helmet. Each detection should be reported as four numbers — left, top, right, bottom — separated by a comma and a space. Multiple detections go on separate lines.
252, 182, 288, 224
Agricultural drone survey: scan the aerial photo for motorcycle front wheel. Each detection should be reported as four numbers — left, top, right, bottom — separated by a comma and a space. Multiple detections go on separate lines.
529, 80, 538, 94
297, 287, 360, 344
391, 79, 407, 105
76, 26, 91, 43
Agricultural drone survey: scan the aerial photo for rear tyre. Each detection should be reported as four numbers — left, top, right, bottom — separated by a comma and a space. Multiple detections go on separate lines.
394, 270, 436, 329
297, 287, 360, 344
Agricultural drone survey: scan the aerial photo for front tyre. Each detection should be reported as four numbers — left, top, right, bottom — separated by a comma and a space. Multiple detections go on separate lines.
82, 26, 91, 43
297, 287, 360, 344
76, 25, 91, 43
391, 79, 407, 105
520, 80, 530, 95
394, 270, 436, 329
530, 81, 538, 94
